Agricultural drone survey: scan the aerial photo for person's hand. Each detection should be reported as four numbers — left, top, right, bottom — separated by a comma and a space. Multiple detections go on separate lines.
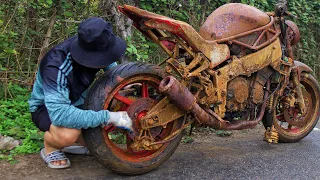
106, 111, 133, 131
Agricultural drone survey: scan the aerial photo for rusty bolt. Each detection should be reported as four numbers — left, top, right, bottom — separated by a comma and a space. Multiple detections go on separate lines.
221, 91, 226, 97
147, 118, 154, 125
165, 66, 172, 73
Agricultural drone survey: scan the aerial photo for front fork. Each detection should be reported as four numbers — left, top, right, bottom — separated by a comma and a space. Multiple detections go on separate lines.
291, 68, 306, 114
264, 65, 306, 143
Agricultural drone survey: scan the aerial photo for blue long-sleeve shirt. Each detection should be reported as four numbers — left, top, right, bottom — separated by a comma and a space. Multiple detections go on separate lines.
28, 37, 117, 129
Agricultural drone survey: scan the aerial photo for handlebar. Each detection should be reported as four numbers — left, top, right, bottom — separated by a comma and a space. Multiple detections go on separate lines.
285, 10, 297, 19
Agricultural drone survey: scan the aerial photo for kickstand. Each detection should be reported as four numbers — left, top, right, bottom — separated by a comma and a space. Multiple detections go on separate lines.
189, 121, 195, 136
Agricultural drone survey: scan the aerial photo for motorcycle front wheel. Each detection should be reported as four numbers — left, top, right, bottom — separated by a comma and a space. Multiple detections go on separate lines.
83, 62, 183, 175
268, 72, 320, 142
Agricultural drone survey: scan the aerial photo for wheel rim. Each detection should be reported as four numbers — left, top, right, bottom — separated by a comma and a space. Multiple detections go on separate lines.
274, 75, 319, 136
102, 75, 176, 162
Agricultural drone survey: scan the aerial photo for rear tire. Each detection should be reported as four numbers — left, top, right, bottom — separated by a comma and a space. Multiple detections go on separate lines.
83, 62, 183, 175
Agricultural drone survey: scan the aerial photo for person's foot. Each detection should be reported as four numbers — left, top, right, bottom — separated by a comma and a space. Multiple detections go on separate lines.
40, 148, 71, 169
44, 142, 67, 166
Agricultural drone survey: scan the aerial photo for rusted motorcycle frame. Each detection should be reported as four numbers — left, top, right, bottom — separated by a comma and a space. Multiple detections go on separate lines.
118, 1, 312, 150
83, 0, 320, 175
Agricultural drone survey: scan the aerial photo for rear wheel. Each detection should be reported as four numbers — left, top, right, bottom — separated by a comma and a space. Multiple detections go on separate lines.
268, 73, 320, 142
83, 62, 183, 175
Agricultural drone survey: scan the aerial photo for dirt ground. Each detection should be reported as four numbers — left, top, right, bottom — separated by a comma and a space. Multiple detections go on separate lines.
0, 125, 274, 180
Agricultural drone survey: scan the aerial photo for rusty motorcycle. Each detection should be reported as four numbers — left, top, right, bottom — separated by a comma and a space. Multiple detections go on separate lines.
83, 1, 320, 175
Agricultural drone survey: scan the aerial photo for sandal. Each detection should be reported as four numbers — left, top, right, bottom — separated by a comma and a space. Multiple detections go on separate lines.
62, 146, 90, 155
40, 148, 71, 169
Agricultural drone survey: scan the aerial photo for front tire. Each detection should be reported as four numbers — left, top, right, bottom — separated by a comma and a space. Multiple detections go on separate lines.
83, 62, 183, 175
266, 72, 320, 142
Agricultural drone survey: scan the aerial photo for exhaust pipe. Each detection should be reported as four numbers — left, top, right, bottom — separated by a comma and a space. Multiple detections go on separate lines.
159, 76, 270, 130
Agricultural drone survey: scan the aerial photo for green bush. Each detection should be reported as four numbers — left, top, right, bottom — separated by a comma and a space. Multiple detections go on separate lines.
0, 84, 43, 160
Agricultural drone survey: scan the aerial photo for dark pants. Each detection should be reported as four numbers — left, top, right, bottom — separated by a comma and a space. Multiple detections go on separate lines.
31, 105, 52, 132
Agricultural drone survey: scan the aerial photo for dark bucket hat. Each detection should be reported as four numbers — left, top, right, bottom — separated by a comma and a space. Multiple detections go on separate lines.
70, 17, 126, 68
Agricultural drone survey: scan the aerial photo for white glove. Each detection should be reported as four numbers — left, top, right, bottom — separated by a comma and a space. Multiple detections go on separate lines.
107, 111, 133, 131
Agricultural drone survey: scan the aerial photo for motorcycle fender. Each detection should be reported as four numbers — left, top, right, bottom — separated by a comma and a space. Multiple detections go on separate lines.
293, 61, 313, 74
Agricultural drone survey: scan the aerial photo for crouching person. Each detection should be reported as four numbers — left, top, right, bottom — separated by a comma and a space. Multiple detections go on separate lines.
28, 17, 132, 169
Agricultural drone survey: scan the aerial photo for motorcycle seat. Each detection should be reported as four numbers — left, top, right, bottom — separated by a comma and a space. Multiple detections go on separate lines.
119, 5, 230, 67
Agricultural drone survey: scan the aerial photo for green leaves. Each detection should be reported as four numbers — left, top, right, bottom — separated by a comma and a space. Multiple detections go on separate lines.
182, 136, 193, 143
46, 0, 53, 5
127, 44, 138, 54
215, 130, 233, 137
0, 29, 19, 59
63, 11, 73, 17
4, 49, 18, 55
109, 133, 126, 144
0, 84, 43, 159
125, 35, 150, 62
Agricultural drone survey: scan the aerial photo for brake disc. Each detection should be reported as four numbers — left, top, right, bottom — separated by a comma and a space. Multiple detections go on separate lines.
283, 88, 311, 127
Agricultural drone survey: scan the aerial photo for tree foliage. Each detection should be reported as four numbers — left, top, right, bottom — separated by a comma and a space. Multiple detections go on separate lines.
0, 0, 319, 87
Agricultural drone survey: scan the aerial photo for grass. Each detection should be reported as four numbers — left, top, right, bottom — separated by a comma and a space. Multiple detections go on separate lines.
0, 84, 43, 161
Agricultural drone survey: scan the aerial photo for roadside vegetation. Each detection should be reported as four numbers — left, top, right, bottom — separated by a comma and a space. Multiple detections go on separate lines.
0, 0, 319, 160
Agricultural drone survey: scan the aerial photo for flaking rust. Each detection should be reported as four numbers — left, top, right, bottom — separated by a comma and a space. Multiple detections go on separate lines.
116, 3, 319, 153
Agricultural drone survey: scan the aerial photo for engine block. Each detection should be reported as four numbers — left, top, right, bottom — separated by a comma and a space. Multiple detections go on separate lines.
226, 77, 249, 112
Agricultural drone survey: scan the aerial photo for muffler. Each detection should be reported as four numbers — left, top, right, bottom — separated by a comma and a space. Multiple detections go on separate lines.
159, 76, 269, 130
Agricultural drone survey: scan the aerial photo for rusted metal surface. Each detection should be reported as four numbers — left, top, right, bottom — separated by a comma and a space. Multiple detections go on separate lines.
119, 4, 283, 118
79, 3, 319, 174
119, 4, 282, 70
101, 74, 181, 161
119, 5, 230, 68
226, 77, 249, 112
150, 118, 194, 146
159, 77, 195, 111
199, 3, 270, 40
213, 17, 280, 51
291, 68, 306, 114
159, 76, 270, 130
264, 125, 279, 144
210, 39, 282, 117
130, 129, 163, 151
252, 67, 274, 104
283, 107, 307, 127
293, 61, 313, 74
158, 76, 227, 129
150, 39, 281, 120
215, 17, 276, 42
199, 3, 280, 52
118, 3, 311, 138
126, 98, 157, 134
285, 20, 300, 46
139, 97, 185, 129
272, 72, 320, 139
145, 29, 173, 57
144, 19, 230, 67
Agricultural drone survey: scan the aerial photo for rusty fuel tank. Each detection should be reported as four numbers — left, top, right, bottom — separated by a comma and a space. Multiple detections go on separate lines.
199, 3, 271, 41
